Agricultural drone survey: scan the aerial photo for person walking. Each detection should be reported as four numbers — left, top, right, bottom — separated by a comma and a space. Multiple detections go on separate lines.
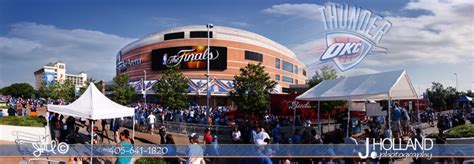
400, 107, 410, 136
115, 130, 133, 164
7, 105, 16, 116
391, 103, 402, 135
271, 124, 282, 144
186, 133, 205, 164
147, 113, 156, 135
208, 135, 220, 163
291, 129, 302, 144
411, 128, 423, 164
159, 126, 167, 144
203, 128, 213, 144
165, 134, 178, 164
110, 118, 120, 143
51, 113, 62, 142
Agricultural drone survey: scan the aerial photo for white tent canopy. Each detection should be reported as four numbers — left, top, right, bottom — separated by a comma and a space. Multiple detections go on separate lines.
296, 70, 418, 101
48, 82, 134, 120
47, 83, 135, 162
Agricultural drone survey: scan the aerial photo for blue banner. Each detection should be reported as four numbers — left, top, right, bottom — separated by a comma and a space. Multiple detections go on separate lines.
1, 144, 473, 158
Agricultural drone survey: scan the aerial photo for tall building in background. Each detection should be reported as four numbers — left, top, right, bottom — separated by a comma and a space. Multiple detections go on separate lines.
116, 25, 307, 106
34, 61, 87, 89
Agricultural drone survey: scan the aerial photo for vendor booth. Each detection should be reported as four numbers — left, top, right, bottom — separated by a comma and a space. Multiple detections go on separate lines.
296, 70, 418, 137
48, 83, 135, 162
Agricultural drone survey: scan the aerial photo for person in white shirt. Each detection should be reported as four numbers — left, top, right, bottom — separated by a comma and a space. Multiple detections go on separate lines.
256, 126, 270, 145
190, 110, 195, 118
147, 114, 156, 135
186, 133, 205, 164
232, 127, 241, 143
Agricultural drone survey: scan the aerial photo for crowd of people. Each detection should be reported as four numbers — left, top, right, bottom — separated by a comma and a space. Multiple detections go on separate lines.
132, 103, 235, 131
1, 95, 472, 164
2, 97, 48, 117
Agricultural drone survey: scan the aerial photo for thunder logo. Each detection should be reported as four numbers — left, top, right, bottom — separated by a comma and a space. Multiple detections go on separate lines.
319, 4, 391, 71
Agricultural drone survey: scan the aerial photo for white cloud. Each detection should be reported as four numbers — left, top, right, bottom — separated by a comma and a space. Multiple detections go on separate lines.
0, 22, 136, 87
265, 1, 473, 91
374, 0, 474, 66
262, 3, 324, 20
284, 0, 473, 67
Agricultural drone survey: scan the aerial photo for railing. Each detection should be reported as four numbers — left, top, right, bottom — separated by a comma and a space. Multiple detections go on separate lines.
12, 131, 48, 143
160, 121, 233, 138
28, 158, 65, 164
122, 117, 341, 142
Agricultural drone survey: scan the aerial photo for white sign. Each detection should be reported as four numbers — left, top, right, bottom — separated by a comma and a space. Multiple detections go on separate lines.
288, 101, 314, 110
163, 48, 219, 67
366, 103, 386, 116
350, 102, 366, 111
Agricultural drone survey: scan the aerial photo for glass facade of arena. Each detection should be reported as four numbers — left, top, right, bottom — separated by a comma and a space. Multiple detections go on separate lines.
244, 50, 263, 62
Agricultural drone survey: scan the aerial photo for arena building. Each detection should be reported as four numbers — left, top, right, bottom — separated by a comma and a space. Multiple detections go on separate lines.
116, 25, 307, 106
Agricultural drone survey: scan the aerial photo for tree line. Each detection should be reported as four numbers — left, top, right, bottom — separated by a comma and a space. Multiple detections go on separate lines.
1, 65, 471, 114
426, 82, 473, 111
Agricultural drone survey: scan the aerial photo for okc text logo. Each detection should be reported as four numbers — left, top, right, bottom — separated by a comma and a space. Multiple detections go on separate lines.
320, 4, 391, 71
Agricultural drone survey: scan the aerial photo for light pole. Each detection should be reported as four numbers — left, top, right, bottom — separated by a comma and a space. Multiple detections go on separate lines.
206, 24, 213, 114
143, 70, 147, 108
453, 73, 458, 91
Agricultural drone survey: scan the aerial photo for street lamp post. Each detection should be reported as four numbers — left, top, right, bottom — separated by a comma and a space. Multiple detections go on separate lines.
206, 24, 213, 115
143, 70, 147, 108
454, 73, 458, 90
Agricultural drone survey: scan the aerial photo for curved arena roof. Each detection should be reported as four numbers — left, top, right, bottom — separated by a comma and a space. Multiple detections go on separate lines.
120, 25, 298, 59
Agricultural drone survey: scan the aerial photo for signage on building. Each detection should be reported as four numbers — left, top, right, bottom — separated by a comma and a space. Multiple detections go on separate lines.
44, 72, 56, 85
287, 101, 315, 110
151, 46, 227, 70
116, 51, 142, 72
319, 4, 391, 71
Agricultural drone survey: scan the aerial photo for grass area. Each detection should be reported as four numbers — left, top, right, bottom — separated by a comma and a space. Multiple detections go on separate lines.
426, 124, 474, 138
135, 158, 168, 164
445, 124, 474, 138
0, 116, 47, 127
0, 106, 11, 109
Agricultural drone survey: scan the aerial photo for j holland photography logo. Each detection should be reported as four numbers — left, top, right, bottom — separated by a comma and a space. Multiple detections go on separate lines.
358, 137, 434, 159
31, 140, 69, 157
319, 3, 392, 71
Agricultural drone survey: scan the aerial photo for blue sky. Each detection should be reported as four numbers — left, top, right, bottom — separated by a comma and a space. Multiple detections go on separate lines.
0, 0, 473, 92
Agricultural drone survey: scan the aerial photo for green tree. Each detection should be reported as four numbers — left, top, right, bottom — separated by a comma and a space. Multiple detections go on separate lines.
426, 82, 447, 111
466, 90, 474, 98
308, 66, 346, 114
0, 83, 35, 98
112, 74, 136, 105
445, 86, 460, 109
230, 63, 277, 116
50, 80, 76, 102
153, 66, 188, 110
308, 65, 338, 87
79, 78, 104, 95
37, 84, 53, 98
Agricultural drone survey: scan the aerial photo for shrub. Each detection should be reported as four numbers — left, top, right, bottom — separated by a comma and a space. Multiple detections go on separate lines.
135, 158, 167, 164
0, 116, 47, 127
0, 106, 10, 109
445, 124, 474, 138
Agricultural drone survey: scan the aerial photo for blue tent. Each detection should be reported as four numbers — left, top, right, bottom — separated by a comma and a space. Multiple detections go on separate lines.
456, 95, 473, 102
